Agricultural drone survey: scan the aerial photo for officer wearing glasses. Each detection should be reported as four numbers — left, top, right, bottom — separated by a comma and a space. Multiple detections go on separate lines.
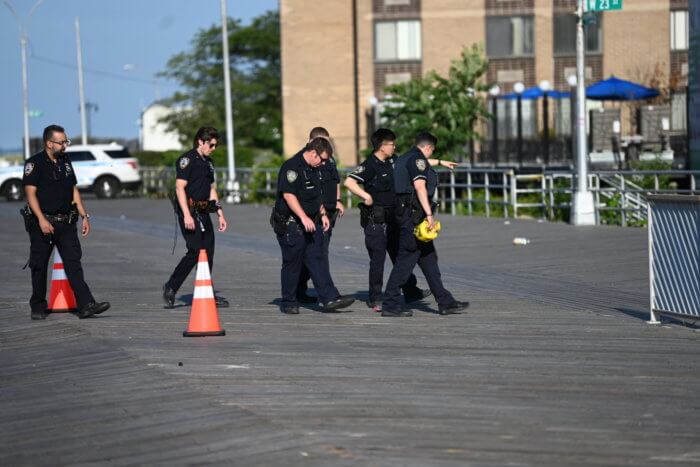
163, 126, 229, 309
271, 137, 354, 314
22, 124, 110, 320
344, 128, 430, 312
296, 126, 344, 304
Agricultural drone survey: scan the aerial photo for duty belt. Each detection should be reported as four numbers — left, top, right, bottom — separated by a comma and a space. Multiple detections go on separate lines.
188, 199, 210, 212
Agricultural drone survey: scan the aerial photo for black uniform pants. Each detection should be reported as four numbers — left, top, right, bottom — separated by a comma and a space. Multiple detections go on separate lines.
166, 212, 215, 293
278, 221, 340, 306
296, 224, 332, 298
364, 219, 421, 304
27, 222, 94, 312
382, 211, 455, 312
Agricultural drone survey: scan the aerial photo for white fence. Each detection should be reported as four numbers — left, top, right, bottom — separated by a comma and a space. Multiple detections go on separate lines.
647, 195, 700, 323
137, 166, 700, 226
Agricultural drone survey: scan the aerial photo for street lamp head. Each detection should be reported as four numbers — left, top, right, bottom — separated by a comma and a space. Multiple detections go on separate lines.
566, 75, 577, 87
489, 85, 501, 97
539, 80, 551, 92
513, 82, 525, 94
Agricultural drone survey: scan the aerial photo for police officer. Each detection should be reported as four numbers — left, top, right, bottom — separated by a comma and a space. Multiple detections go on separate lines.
344, 128, 430, 312
296, 127, 344, 303
381, 132, 469, 317
272, 137, 354, 314
22, 124, 110, 320
163, 127, 229, 308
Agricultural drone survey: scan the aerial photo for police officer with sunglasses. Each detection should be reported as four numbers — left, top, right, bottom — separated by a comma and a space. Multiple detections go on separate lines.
22, 124, 110, 320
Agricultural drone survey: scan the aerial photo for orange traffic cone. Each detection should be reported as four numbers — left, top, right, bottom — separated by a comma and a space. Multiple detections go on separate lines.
183, 249, 225, 337
48, 249, 77, 313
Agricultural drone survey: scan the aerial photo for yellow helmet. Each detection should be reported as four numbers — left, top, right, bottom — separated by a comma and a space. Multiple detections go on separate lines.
414, 219, 441, 242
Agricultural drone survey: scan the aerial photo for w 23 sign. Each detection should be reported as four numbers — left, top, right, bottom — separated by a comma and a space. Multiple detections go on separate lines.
586, 0, 622, 11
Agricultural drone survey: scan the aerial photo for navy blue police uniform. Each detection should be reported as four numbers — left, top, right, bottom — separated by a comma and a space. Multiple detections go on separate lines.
273, 151, 348, 311
22, 151, 97, 316
165, 149, 218, 297
382, 147, 459, 316
296, 155, 341, 300
347, 154, 426, 306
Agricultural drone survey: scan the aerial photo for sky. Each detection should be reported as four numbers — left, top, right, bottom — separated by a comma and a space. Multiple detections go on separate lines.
0, 0, 279, 152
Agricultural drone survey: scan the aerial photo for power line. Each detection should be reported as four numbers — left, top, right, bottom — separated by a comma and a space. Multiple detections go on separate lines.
29, 52, 177, 87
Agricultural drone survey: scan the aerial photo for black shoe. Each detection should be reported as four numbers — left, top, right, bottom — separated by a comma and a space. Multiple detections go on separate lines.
215, 295, 230, 308
297, 294, 318, 304
31, 308, 48, 320
438, 300, 469, 315
281, 305, 299, 314
366, 300, 382, 312
323, 295, 355, 312
78, 301, 110, 319
404, 288, 432, 304
381, 308, 413, 317
162, 284, 176, 308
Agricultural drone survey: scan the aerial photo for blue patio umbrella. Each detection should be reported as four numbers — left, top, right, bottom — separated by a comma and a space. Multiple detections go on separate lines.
585, 76, 660, 101
500, 87, 570, 100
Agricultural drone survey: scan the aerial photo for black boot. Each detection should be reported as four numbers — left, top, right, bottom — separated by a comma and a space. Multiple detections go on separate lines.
162, 284, 176, 308
78, 301, 110, 319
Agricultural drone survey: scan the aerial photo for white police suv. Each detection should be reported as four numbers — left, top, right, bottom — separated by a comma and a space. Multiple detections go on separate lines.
0, 143, 142, 201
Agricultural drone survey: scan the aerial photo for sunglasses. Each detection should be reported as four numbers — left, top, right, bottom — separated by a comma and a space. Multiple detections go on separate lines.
50, 139, 71, 146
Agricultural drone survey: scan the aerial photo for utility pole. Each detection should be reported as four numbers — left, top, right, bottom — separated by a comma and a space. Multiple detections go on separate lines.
571, 0, 596, 225
220, 0, 239, 204
75, 17, 88, 145
4, 0, 44, 159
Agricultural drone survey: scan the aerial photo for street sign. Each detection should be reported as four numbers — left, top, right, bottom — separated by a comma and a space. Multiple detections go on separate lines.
585, 0, 622, 12
28, 110, 44, 118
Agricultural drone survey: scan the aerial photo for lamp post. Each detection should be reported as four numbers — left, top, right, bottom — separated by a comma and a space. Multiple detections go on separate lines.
220, 0, 239, 204
3, 0, 44, 160
572, 0, 595, 225
514, 81, 525, 168
567, 74, 578, 162
539, 79, 551, 167
489, 85, 500, 165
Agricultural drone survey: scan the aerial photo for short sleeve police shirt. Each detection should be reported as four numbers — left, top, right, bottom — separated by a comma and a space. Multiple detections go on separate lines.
406, 149, 428, 183
277, 150, 323, 217
349, 155, 396, 207
319, 156, 340, 210
176, 149, 214, 201
22, 151, 77, 214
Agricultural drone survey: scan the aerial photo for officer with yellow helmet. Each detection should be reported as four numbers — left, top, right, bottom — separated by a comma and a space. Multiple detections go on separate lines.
381, 132, 469, 317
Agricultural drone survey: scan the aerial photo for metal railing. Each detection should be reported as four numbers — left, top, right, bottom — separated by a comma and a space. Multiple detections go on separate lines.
136, 166, 700, 226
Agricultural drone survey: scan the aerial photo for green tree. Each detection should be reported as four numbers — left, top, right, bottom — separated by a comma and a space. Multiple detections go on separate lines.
380, 45, 489, 159
158, 11, 281, 166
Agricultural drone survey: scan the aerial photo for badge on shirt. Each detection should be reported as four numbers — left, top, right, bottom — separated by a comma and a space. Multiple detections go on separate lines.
286, 170, 298, 183
24, 162, 34, 176
179, 157, 190, 169
416, 159, 427, 171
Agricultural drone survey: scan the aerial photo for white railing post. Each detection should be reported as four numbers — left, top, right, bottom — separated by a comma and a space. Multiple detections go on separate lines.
450, 170, 456, 216
485, 172, 491, 218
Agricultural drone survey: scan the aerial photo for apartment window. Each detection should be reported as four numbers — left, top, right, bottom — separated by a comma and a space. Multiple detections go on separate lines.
486, 16, 534, 58
553, 13, 601, 55
671, 92, 686, 131
375, 20, 421, 61
670, 10, 688, 51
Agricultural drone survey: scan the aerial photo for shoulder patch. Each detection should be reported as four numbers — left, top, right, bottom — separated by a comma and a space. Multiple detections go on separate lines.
416, 159, 427, 171
286, 170, 298, 183
353, 165, 365, 174
24, 162, 34, 176
64, 163, 72, 174
179, 157, 190, 169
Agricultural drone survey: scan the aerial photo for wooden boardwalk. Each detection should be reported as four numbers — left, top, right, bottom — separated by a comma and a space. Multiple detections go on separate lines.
1, 199, 699, 466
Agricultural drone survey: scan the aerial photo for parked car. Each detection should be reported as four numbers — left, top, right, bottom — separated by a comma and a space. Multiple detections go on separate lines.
0, 143, 142, 201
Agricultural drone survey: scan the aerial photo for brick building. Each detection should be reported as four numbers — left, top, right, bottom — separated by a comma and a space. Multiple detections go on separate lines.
281, 0, 689, 165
